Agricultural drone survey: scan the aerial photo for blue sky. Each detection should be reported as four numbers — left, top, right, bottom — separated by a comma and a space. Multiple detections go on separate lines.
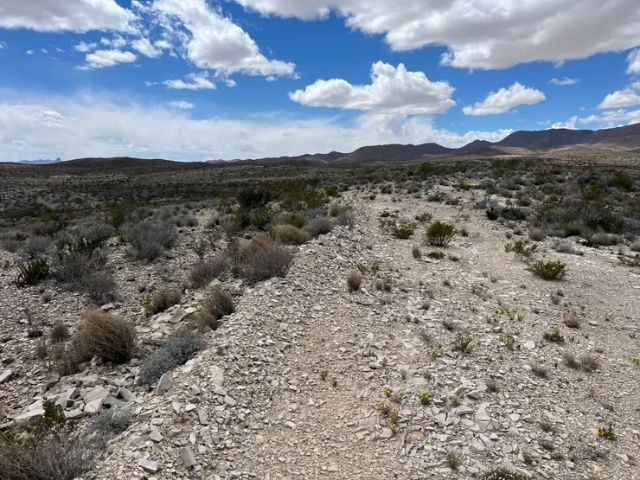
1, 0, 640, 161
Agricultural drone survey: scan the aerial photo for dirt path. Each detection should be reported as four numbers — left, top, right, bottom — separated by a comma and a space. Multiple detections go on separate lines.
92, 192, 640, 480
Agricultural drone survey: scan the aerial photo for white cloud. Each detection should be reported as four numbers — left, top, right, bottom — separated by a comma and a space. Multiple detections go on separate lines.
100, 35, 127, 49
579, 108, 640, 128
25, 49, 34, 55
74, 41, 97, 53
152, 0, 295, 77
599, 88, 640, 109
463, 82, 546, 116
550, 116, 578, 129
550, 77, 579, 86
627, 49, 640, 74
0, 41, 6, 49
235, 1, 640, 69
290, 62, 454, 115
167, 100, 194, 110
131, 38, 162, 58
81, 49, 137, 70
0, 0, 133, 32
162, 72, 216, 90
0, 92, 511, 162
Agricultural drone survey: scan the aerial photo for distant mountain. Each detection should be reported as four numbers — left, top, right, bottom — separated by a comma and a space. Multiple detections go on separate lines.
19, 158, 62, 165
18, 122, 640, 168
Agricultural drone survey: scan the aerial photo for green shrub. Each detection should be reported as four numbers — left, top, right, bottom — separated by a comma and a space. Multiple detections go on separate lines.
16, 259, 50, 287
426, 221, 455, 246
392, 222, 416, 239
531, 260, 566, 280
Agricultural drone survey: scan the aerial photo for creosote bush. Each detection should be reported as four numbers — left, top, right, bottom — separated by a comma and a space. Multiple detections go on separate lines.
426, 221, 455, 246
138, 332, 204, 385
531, 260, 567, 280
347, 270, 362, 292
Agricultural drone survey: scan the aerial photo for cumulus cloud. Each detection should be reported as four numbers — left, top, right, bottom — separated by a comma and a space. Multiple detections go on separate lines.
290, 62, 454, 115
627, 49, 640, 74
81, 49, 137, 70
0, 92, 511, 162
162, 72, 216, 90
550, 77, 579, 86
550, 116, 578, 129
153, 0, 295, 77
74, 41, 97, 53
131, 38, 162, 58
235, 0, 640, 69
463, 82, 546, 116
599, 86, 640, 109
0, 0, 134, 32
579, 108, 640, 128
167, 100, 194, 110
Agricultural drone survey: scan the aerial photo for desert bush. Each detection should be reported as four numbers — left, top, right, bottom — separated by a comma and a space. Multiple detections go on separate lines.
16, 259, 50, 287
452, 332, 473, 354
203, 285, 235, 319
328, 203, 351, 217
137, 332, 204, 385
335, 211, 356, 229
54, 246, 115, 304
89, 407, 134, 436
82, 271, 116, 305
61, 311, 135, 373
0, 230, 24, 252
528, 227, 546, 241
347, 270, 362, 292
531, 260, 566, 280
552, 239, 581, 255
50, 322, 70, 343
277, 211, 307, 228
304, 216, 333, 238
426, 221, 455, 246
235, 236, 293, 283
189, 254, 229, 288
0, 429, 96, 480
589, 232, 619, 246
392, 222, 417, 239
274, 224, 311, 245
21, 236, 51, 259
412, 245, 422, 259
143, 286, 181, 316
123, 219, 177, 261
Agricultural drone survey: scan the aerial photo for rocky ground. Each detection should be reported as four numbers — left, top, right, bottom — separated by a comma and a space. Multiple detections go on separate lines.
1, 189, 639, 479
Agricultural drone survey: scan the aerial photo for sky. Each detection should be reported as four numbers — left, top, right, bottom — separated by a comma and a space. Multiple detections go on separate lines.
1, 0, 640, 162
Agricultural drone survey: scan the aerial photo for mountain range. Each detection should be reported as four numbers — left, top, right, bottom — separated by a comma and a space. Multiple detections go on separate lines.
13, 122, 640, 166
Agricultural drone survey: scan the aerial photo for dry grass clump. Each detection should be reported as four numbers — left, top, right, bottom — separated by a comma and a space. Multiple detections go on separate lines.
203, 285, 235, 320
144, 286, 181, 316
274, 224, 311, 245
412, 245, 422, 259
50, 322, 70, 343
234, 235, 293, 283
347, 270, 363, 292
60, 311, 135, 374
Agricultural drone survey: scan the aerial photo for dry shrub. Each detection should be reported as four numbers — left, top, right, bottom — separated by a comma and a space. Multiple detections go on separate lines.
195, 311, 218, 331
304, 216, 333, 238
412, 245, 422, 259
528, 227, 546, 241
137, 332, 203, 385
234, 235, 293, 283
61, 311, 135, 374
347, 270, 362, 292
144, 286, 181, 315
274, 224, 311, 245
203, 285, 235, 319
189, 254, 229, 288
50, 322, 70, 343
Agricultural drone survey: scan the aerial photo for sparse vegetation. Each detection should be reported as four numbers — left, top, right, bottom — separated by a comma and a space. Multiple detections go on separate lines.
347, 270, 363, 292
234, 235, 293, 283
531, 260, 566, 280
203, 285, 235, 319
143, 286, 182, 316
138, 332, 204, 385
426, 221, 455, 246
